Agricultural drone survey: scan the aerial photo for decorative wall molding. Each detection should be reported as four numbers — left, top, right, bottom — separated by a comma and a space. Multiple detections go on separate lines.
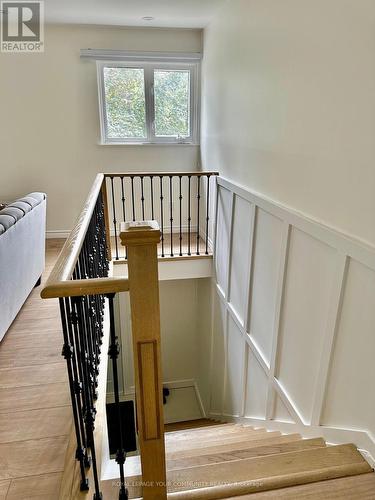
209, 175, 375, 466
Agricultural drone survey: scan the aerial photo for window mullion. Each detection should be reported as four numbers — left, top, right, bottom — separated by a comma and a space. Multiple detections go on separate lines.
144, 65, 155, 143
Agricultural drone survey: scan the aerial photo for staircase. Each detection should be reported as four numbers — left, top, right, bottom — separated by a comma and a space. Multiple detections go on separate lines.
102, 421, 375, 499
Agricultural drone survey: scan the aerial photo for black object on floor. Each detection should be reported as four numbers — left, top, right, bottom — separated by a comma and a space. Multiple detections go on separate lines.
163, 387, 170, 404
106, 400, 137, 455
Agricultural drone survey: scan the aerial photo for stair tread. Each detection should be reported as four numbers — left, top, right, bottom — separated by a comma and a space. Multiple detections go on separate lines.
166, 432, 295, 459
166, 428, 270, 452
166, 422, 237, 435
166, 437, 326, 470
165, 425, 260, 443
223, 472, 375, 499
165, 419, 227, 433
125, 443, 371, 499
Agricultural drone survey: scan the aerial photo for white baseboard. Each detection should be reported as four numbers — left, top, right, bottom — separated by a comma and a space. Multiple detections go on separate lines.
46, 230, 70, 239
208, 412, 375, 468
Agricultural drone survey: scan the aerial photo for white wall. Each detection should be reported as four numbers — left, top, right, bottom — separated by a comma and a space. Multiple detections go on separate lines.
0, 24, 202, 232
201, 0, 375, 247
208, 177, 375, 464
108, 278, 209, 423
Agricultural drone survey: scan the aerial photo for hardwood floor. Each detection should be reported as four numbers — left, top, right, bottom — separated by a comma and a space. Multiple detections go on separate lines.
0, 239, 70, 499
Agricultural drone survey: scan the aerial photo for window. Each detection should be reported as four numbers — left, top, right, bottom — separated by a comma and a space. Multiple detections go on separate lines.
97, 60, 199, 145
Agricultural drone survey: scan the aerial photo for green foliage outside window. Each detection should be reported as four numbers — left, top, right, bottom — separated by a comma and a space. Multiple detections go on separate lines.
104, 67, 147, 139
154, 70, 190, 138
103, 66, 191, 140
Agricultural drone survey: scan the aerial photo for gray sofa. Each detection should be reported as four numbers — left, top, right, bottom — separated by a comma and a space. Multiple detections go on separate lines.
0, 193, 46, 341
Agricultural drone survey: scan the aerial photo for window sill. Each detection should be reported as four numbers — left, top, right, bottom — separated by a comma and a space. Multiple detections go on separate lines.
98, 142, 200, 146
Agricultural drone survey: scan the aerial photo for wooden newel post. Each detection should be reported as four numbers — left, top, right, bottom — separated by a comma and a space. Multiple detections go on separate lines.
120, 221, 167, 500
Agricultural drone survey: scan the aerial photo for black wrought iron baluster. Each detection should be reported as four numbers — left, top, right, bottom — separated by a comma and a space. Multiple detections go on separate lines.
85, 295, 99, 400
150, 175, 154, 220
205, 175, 211, 255
110, 176, 119, 260
179, 176, 183, 256
94, 194, 105, 273
71, 272, 90, 426
120, 177, 127, 260
120, 177, 126, 222
159, 176, 165, 257
107, 294, 128, 500
169, 175, 173, 257
187, 175, 191, 256
74, 296, 102, 500
64, 296, 90, 472
131, 176, 136, 221
196, 176, 201, 255
60, 298, 89, 491
140, 176, 145, 221
78, 243, 99, 402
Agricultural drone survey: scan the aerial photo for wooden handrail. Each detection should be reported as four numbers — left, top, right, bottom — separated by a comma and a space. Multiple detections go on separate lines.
41, 173, 128, 299
41, 277, 130, 299
104, 171, 219, 177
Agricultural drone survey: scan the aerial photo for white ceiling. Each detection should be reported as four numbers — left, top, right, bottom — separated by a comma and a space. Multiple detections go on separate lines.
45, 0, 226, 29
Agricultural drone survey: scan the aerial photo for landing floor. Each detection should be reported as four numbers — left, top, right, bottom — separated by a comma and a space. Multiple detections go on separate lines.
0, 239, 69, 499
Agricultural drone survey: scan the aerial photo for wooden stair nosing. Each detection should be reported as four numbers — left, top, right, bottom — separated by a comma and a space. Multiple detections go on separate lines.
166, 443, 369, 485
166, 463, 372, 499
166, 437, 326, 470
223, 472, 375, 499
166, 432, 299, 460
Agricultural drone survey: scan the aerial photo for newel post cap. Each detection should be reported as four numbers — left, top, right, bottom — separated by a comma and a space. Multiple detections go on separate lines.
120, 220, 161, 246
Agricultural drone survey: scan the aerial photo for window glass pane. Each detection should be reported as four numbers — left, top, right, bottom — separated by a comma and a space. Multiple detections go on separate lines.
103, 67, 146, 139
154, 69, 190, 138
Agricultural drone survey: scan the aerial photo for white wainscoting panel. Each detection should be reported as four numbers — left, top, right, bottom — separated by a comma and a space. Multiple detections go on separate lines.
321, 260, 375, 433
276, 228, 337, 424
208, 176, 375, 464
248, 208, 284, 365
224, 314, 245, 417
273, 395, 295, 423
228, 195, 253, 326
244, 348, 268, 419
214, 186, 232, 296
210, 292, 226, 413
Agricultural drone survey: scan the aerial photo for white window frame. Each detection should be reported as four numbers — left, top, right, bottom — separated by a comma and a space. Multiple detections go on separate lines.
97, 59, 200, 145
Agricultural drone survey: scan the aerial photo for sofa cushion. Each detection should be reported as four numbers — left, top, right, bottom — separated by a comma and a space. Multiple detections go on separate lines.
9, 201, 32, 214
17, 196, 40, 208
28, 192, 45, 204
0, 224, 5, 235
0, 214, 16, 230
0, 206, 24, 222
